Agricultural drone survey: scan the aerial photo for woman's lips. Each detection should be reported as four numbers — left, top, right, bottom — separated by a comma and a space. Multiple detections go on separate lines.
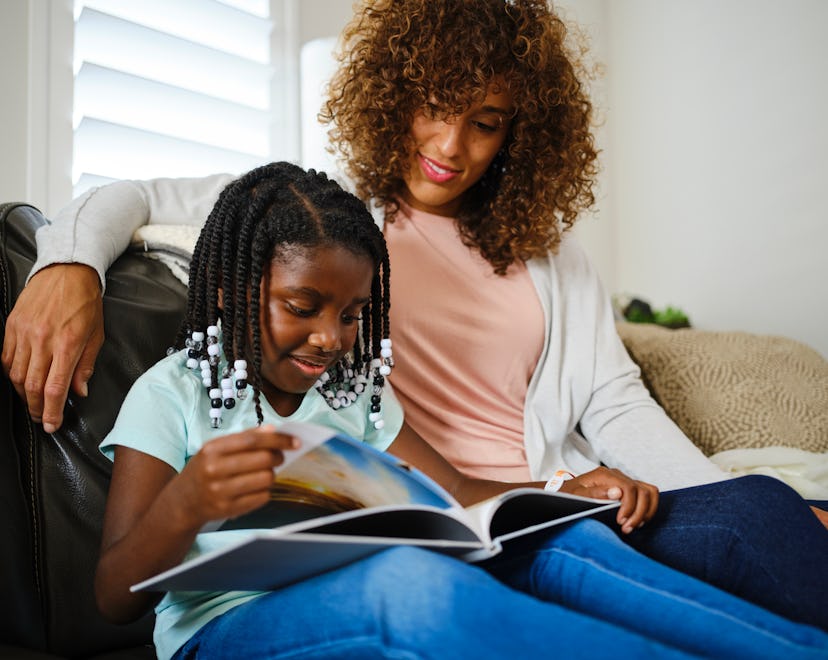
418, 154, 459, 183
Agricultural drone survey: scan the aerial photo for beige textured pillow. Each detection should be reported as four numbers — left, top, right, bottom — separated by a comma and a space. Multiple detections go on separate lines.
616, 322, 828, 455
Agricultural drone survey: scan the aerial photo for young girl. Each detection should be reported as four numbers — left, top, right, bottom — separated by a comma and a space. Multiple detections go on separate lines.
94, 162, 828, 659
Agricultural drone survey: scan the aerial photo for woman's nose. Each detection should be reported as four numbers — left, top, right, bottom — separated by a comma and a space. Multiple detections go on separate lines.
434, 120, 464, 157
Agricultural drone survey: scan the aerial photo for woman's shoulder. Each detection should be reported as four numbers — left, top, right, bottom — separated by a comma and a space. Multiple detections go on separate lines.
529, 233, 598, 281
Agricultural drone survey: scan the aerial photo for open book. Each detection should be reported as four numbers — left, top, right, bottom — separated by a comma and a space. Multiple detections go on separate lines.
132, 421, 619, 593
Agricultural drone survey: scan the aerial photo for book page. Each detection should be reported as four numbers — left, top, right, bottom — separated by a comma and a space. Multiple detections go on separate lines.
463, 488, 620, 546
203, 422, 464, 533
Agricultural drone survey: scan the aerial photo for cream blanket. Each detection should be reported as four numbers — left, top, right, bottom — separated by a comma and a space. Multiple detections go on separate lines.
711, 447, 828, 500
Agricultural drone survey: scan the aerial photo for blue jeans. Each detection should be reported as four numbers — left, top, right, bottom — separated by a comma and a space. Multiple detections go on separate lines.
484, 519, 827, 659
173, 479, 828, 659
608, 475, 828, 631
175, 544, 699, 659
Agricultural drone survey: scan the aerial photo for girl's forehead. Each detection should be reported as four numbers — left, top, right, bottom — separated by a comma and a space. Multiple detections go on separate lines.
267, 244, 376, 291
270, 242, 372, 266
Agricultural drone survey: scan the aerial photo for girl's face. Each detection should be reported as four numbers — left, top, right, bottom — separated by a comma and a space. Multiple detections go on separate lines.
258, 244, 374, 417
401, 81, 514, 217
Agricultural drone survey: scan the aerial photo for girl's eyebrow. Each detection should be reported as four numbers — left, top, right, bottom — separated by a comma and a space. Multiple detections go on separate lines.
281, 285, 371, 306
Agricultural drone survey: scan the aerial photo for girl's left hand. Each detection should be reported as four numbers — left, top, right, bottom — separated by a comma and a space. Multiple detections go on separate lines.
559, 467, 659, 534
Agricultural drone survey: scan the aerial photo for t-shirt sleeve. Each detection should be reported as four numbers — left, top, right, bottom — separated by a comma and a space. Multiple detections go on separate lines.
100, 358, 198, 473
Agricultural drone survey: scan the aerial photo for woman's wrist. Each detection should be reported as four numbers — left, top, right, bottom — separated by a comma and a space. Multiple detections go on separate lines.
543, 470, 575, 492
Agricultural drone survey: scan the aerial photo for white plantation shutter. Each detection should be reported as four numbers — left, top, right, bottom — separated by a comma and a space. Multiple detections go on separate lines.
72, 0, 289, 198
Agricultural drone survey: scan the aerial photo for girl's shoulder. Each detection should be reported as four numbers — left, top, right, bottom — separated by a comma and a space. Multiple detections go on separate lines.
125, 349, 205, 412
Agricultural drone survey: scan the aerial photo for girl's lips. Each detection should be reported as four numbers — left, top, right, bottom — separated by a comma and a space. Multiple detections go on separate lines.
289, 356, 330, 377
418, 153, 460, 183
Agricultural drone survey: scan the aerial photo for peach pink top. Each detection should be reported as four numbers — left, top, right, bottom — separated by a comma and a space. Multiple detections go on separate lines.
384, 201, 544, 481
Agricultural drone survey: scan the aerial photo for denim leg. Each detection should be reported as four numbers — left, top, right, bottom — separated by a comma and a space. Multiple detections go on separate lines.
483, 518, 828, 660
173, 546, 695, 659
611, 475, 828, 630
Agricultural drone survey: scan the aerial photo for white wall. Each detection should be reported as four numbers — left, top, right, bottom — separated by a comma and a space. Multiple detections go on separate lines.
606, 0, 828, 356
0, 0, 32, 206
556, 0, 615, 296
0, 0, 73, 216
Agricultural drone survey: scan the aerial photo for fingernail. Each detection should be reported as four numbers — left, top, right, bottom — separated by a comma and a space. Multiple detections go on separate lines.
80, 382, 89, 397
43, 422, 56, 434
623, 524, 633, 534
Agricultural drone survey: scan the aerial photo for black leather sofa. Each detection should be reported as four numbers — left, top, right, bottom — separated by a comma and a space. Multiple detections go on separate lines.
1, 202, 188, 658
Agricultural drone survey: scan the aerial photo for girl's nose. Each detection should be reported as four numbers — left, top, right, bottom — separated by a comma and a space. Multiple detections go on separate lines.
308, 323, 342, 353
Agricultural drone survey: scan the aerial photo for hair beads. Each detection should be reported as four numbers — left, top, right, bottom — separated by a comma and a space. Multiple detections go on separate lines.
314, 338, 393, 429
184, 326, 250, 428
175, 161, 392, 431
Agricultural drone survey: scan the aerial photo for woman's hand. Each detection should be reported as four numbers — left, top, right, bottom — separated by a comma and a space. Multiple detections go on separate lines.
1, 263, 104, 432
559, 467, 659, 534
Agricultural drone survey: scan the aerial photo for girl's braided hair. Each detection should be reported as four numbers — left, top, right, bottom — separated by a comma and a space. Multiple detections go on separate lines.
176, 161, 391, 425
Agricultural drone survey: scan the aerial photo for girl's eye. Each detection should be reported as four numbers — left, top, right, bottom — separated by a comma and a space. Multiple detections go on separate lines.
287, 303, 315, 317
342, 313, 362, 324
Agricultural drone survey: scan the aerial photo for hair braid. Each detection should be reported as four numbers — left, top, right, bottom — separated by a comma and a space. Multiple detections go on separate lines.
177, 161, 394, 430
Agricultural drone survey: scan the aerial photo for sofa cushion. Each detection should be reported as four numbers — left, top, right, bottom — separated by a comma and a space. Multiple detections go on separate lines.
1, 202, 186, 657
616, 321, 828, 456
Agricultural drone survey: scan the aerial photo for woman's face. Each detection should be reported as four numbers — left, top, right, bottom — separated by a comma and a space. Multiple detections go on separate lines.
258, 245, 374, 417
401, 82, 514, 217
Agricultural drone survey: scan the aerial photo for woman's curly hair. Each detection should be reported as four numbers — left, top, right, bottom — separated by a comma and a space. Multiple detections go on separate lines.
321, 0, 599, 275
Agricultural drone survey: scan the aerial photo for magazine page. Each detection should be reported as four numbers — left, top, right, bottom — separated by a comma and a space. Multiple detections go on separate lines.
462, 488, 621, 547
202, 421, 464, 533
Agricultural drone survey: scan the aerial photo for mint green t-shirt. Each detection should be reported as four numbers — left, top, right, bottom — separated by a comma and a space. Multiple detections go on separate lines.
101, 349, 403, 660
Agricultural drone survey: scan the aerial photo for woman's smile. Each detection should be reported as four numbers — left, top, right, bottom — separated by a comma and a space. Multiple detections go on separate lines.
401, 80, 513, 217
418, 153, 460, 183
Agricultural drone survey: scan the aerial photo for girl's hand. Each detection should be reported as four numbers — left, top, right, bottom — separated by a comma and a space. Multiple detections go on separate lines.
176, 424, 300, 529
559, 467, 659, 534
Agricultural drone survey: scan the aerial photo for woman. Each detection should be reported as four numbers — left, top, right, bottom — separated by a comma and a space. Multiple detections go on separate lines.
4, 0, 827, 634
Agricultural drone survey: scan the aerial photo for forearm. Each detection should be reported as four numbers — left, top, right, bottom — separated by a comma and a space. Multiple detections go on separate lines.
95, 478, 202, 623
30, 173, 234, 290
31, 181, 152, 290
582, 402, 728, 491
387, 422, 542, 506
450, 476, 542, 506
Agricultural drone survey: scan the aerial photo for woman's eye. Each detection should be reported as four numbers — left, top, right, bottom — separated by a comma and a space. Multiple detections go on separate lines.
473, 119, 500, 133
